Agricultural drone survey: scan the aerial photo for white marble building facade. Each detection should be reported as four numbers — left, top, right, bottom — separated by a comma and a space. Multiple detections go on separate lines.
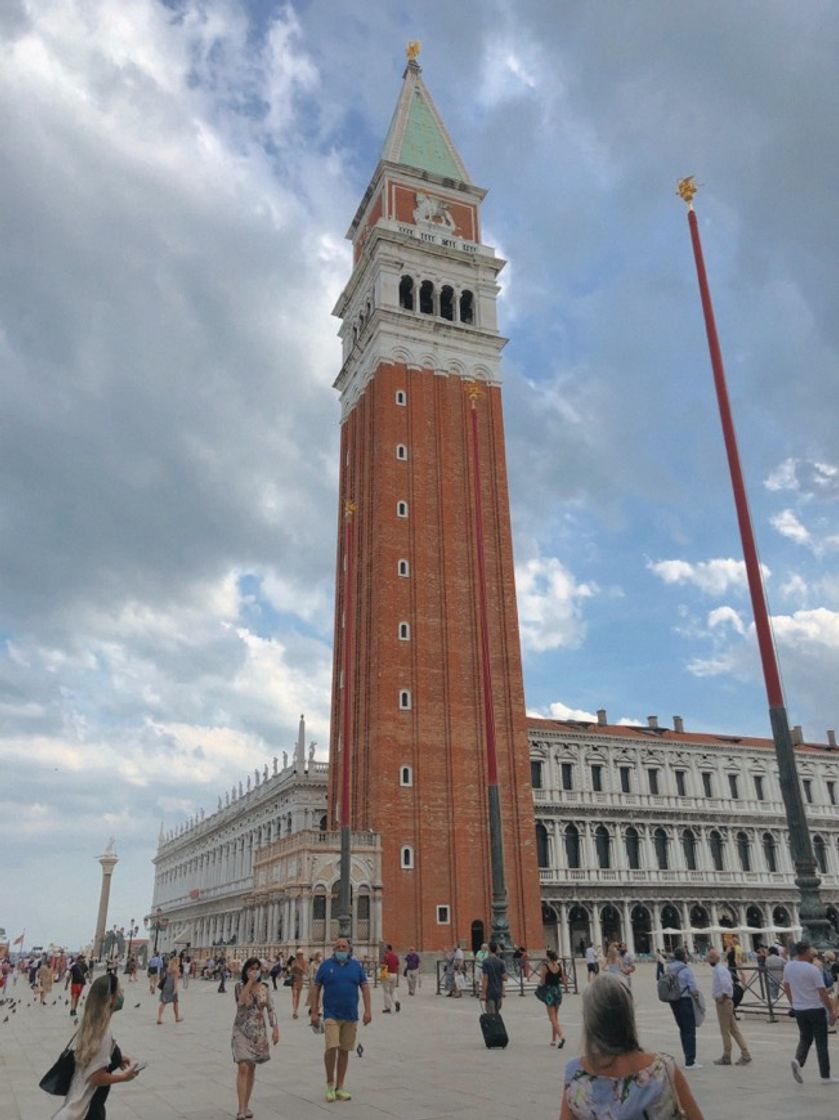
148, 717, 383, 958
529, 713, 839, 956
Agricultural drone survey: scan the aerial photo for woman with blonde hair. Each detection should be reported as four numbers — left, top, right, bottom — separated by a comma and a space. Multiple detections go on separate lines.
156, 955, 182, 1025
52, 972, 139, 1119
561, 973, 704, 1120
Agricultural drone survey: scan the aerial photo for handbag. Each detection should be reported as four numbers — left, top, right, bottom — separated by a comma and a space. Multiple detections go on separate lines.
534, 984, 549, 1003
39, 1031, 77, 1095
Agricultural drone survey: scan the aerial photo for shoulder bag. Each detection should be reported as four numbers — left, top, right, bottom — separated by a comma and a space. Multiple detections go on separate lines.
660, 1052, 687, 1119
39, 1031, 78, 1096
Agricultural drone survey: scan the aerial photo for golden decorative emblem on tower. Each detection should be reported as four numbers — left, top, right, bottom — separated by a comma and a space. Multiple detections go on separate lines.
677, 176, 698, 208
406, 40, 421, 62
344, 499, 356, 519
465, 381, 482, 407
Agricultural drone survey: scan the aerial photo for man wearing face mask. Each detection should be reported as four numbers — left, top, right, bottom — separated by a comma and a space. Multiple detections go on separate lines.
310, 937, 371, 1103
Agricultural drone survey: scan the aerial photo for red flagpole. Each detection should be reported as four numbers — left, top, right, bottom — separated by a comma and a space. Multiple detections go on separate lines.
681, 185, 782, 707
678, 177, 832, 947
466, 383, 510, 951
337, 498, 356, 938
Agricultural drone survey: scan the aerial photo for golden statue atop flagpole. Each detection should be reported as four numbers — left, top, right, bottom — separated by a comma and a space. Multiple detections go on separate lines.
677, 176, 698, 209
406, 41, 421, 61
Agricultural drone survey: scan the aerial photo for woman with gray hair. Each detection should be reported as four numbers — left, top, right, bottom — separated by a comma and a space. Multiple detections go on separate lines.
561, 974, 704, 1119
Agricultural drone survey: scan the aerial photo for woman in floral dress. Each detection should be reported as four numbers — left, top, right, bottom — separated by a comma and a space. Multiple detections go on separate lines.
561, 974, 704, 1120
232, 957, 279, 1120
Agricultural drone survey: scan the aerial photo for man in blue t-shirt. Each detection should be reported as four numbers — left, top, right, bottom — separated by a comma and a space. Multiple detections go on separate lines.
310, 937, 371, 1103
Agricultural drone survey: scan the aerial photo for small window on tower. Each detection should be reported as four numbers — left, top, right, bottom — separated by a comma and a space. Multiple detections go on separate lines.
436, 904, 450, 924
398, 622, 410, 641
397, 500, 408, 518
396, 444, 408, 460
459, 289, 474, 324
401, 846, 414, 869
397, 558, 410, 577
400, 765, 413, 787
395, 390, 407, 406
399, 689, 412, 710
399, 276, 414, 311
419, 280, 434, 315
440, 285, 454, 321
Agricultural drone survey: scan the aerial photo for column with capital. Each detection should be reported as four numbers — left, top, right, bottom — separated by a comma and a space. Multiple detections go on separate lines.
93, 841, 119, 959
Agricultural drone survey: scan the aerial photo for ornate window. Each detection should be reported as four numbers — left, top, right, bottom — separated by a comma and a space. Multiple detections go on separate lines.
419, 280, 434, 315
814, 834, 828, 874
702, 772, 714, 798
400, 765, 413, 787
682, 829, 698, 871
619, 766, 632, 794
401, 845, 414, 869
397, 500, 408, 518
436, 905, 450, 924
736, 831, 751, 872
762, 832, 778, 873
625, 827, 641, 870
398, 689, 412, 710
654, 828, 669, 870
536, 823, 549, 868
595, 825, 611, 869
459, 289, 474, 323
399, 275, 414, 310
398, 621, 410, 640
709, 830, 725, 871
440, 284, 455, 321
565, 824, 581, 869
396, 443, 408, 460
398, 558, 409, 577
530, 760, 543, 789
395, 390, 407, 406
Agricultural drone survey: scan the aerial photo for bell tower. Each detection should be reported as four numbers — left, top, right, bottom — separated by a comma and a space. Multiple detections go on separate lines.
328, 50, 541, 952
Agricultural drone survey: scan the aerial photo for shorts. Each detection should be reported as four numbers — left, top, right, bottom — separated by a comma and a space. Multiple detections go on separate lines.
324, 1019, 357, 1052
587, 964, 599, 974
70, 984, 83, 997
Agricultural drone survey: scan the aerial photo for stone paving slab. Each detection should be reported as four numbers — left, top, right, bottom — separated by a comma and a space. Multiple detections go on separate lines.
1, 965, 837, 1118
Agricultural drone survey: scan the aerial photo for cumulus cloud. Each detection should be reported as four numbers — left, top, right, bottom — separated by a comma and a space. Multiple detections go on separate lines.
528, 700, 599, 723
647, 558, 769, 596
765, 457, 839, 498
516, 554, 597, 652
771, 508, 812, 547
707, 606, 746, 635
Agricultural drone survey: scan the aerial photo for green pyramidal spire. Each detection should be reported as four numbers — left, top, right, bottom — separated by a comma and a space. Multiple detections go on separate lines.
381, 58, 470, 183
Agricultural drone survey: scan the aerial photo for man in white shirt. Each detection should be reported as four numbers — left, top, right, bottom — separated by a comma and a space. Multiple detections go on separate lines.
584, 944, 598, 982
708, 949, 751, 1066
783, 940, 838, 1084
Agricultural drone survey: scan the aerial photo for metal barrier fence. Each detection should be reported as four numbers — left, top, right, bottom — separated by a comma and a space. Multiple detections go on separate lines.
732, 964, 790, 1023
436, 955, 578, 998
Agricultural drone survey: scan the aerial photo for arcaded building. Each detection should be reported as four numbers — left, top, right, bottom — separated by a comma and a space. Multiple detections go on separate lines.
531, 713, 839, 956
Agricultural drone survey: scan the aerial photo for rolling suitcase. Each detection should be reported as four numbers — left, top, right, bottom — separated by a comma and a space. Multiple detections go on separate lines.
479, 1011, 509, 1048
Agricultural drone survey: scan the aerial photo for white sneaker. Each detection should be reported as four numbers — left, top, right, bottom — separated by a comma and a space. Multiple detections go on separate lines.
791, 1059, 803, 1084
820, 1077, 839, 1084
685, 1063, 703, 1070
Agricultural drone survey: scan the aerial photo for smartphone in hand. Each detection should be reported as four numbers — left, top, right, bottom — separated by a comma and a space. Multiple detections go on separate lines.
132, 1061, 148, 1074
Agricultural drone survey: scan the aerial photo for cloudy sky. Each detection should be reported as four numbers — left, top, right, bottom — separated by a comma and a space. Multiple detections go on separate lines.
2, 0, 838, 947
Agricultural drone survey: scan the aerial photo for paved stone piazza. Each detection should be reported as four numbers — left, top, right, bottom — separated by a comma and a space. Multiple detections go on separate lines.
1, 963, 837, 1119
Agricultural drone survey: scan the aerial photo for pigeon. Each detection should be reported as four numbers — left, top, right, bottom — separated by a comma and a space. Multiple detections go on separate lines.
356, 1043, 364, 1058
134, 1003, 141, 1009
